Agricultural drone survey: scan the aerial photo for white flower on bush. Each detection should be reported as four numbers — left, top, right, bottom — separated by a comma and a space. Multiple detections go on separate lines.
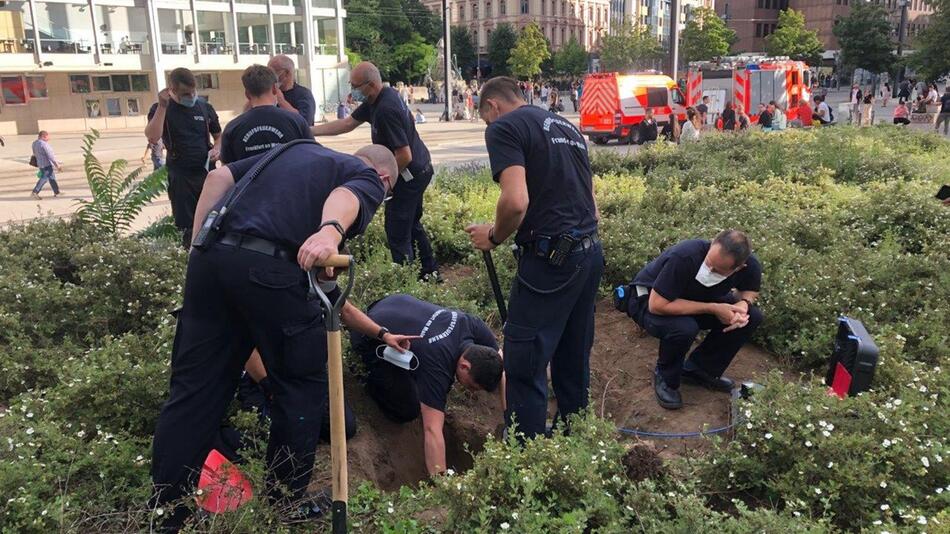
764, 433, 773, 440
917, 516, 927, 525
921, 457, 930, 468
805, 440, 813, 448
25, 428, 34, 435
814, 488, 822, 495
500, 522, 510, 530
880, 504, 890, 511
880, 481, 887, 488
882, 439, 892, 448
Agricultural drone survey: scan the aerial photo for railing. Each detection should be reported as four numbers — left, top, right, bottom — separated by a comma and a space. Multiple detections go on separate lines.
238, 42, 271, 55
0, 39, 37, 53
199, 42, 234, 55
161, 43, 188, 55
40, 38, 93, 54
274, 43, 303, 55
99, 41, 149, 55
315, 43, 338, 55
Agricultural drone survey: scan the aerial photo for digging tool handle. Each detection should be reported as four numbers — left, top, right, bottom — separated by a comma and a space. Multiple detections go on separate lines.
482, 250, 508, 324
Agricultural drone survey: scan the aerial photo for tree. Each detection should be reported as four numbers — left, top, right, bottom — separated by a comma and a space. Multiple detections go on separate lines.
392, 32, 437, 83
908, 1, 950, 81
833, 1, 896, 74
766, 9, 823, 65
679, 7, 736, 64
451, 26, 478, 78
509, 23, 551, 79
401, 0, 441, 44
599, 22, 665, 72
488, 23, 518, 77
554, 37, 589, 78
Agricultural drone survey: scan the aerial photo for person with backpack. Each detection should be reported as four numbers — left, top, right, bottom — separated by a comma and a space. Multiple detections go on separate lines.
30, 130, 62, 199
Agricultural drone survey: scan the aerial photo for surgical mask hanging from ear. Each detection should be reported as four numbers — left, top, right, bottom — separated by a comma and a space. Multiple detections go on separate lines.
695, 262, 728, 287
377, 345, 418, 371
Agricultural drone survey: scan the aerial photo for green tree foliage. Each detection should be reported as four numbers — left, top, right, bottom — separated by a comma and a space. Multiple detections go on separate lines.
451, 26, 477, 77
488, 23, 518, 77
509, 23, 551, 79
599, 22, 665, 72
908, 0, 950, 81
392, 32, 437, 83
679, 7, 736, 64
401, 0, 441, 43
833, 1, 896, 74
554, 36, 589, 78
75, 130, 168, 237
765, 9, 824, 65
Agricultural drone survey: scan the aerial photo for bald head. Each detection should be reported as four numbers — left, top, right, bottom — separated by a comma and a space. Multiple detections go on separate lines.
268, 55, 296, 90
350, 62, 383, 102
355, 144, 398, 195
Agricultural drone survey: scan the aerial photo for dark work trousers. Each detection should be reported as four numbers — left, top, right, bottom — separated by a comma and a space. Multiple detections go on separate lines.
235, 373, 357, 442
628, 295, 764, 389
385, 166, 438, 275
503, 242, 604, 439
351, 330, 421, 423
166, 165, 207, 248
151, 243, 328, 530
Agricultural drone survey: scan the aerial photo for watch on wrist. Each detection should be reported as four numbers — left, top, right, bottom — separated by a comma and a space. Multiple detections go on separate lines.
376, 326, 390, 341
488, 225, 502, 247
319, 220, 346, 241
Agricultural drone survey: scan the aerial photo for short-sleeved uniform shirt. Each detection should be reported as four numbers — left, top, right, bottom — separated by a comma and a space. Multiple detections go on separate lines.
148, 100, 221, 172
220, 143, 385, 249
632, 239, 762, 303
351, 86, 432, 177
219, 105, 312, 164
282, 83, 316, 125
366, 294, 498, 412
940, 93, 950, 114
484, 105, 597, 245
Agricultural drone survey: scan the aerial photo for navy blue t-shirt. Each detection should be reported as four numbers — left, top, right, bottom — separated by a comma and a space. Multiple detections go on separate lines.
366, 294, 497, 412
220, 105, 312, 164
219, 143, 385, 249
351, 86, 432, 176
148, 100, 221, 172
632, 239, 762, 303
282, 83, 316, 125
485, 105, 597, 244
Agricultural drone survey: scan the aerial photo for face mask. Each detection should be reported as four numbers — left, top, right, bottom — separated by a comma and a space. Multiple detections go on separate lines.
351, 88, 365, 103
377, 345, 418, 371
695, 262, 728, 287
178, 94, 197, 108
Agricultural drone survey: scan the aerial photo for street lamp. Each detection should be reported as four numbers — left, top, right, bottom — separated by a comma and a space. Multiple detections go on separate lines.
894, 0, 908, 97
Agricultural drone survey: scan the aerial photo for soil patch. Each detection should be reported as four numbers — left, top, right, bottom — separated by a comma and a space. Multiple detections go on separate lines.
312, 295, 785, 490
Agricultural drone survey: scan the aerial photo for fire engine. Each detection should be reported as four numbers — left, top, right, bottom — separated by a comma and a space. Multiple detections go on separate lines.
579, 72, 687, 145
685, 56, 812, 124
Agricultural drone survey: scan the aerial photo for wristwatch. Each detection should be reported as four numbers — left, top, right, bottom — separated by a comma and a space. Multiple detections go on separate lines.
376, 326, 390, 341
488, 225, 502, 247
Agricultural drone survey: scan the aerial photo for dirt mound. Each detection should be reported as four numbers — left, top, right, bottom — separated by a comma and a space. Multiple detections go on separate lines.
312, 298, 782, 490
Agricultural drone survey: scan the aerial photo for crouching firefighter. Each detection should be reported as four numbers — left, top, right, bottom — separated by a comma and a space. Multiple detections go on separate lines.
465, 76, 604, 440
149, 140, 396, 531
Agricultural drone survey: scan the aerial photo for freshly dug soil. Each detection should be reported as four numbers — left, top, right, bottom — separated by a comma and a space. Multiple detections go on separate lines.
312, 298, 783, 490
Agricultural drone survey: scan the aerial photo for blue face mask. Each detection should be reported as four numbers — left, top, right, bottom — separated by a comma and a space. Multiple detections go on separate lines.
178, 94, 197, 108
351, 88, 365, 102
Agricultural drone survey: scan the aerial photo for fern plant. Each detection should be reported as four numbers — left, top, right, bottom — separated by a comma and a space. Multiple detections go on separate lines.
75, 129, 168, 236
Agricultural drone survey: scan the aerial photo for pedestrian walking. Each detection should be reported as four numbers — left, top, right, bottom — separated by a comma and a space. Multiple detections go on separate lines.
570, 82, 578, 112
936, 86, 950, 135
850, 85, 863, 125
880, 83, 890, 107
143, 139, 165, 172
861, 93, 875, 126
30, 131, 62, 199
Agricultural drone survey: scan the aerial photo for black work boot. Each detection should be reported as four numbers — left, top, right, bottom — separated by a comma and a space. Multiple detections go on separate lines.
681, 364, 735, 393
654, 371, 683, 410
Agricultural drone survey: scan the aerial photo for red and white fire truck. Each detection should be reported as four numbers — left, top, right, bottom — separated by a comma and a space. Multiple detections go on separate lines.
685, 56, 812, 124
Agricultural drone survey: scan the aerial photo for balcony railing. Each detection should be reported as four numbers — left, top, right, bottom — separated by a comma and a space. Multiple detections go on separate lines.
199, 41, 234, 55
41, 39, 93, 54
238, 42, 272, 55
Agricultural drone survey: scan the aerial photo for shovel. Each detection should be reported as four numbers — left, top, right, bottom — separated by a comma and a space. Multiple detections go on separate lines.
482, 250, 507, 324
308, 254, 355, 534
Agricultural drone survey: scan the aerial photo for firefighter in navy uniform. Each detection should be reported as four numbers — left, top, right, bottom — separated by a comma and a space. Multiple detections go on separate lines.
466, 77, 604, 440
312, 61, 439, 280
149, 142, 397, 531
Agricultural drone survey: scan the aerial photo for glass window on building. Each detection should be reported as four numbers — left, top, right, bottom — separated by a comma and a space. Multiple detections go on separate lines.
85, 99, 101, 117
312, 0, 334, 7
521, 0, 529, 14
127, 98, 140, 115
36, 1, 95, 54
197, 11, 234, 55
2, 76, 27, 104
157, 9, 193, 54
317, 18, 338, 55
26, 75, 47, 98
131, 74, 150, 92
273, 14, 304, 54
106, 97, 122, 116
237, 13, 270, 54
0, 1, 36, 53
196, 73, 220, 90
93, 75, 112, 91
500, 0, 507, 15
94, 5, 149, 55
111, 74, 132, 92
70, 75, 91, 93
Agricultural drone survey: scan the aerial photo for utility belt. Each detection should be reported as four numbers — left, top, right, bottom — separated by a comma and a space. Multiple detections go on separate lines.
215, 232, 297, 263
516, 231, 599, 268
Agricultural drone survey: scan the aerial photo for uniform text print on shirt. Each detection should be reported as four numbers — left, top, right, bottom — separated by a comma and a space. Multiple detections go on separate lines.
419, 309, 459, 344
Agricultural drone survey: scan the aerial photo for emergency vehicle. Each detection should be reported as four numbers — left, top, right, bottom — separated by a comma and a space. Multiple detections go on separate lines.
579, 72, 687, 145
685, 56, 812, 124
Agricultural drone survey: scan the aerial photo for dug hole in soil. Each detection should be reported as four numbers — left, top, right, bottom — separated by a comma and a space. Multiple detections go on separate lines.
311, 288, 784, 491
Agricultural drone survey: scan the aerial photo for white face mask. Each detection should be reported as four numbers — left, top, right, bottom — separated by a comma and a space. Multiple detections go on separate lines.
695, 262, 728, 287
377, 345, 419, 371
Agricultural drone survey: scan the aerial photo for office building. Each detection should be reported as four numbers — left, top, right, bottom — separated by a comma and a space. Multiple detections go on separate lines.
0, 0, 348, 134
610, 0, 714, 47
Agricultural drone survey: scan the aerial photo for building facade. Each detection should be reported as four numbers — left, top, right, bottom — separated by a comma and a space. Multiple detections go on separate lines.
0, 0, 348, 134
610, 0, 715, 47
718, 0, 934, 53
424, 0, 611, 56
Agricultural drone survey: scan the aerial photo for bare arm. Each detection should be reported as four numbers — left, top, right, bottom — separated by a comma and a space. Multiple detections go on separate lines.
492, 166, 529, 243
145, 89, 171, 144
296, 186, 360, 271
393, 145, 412, 173
340, 301, 417, 351
421, 404, 447, 476
245, 350, 267, 382
191, 166, 234, 244
312, 116, 361, 136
